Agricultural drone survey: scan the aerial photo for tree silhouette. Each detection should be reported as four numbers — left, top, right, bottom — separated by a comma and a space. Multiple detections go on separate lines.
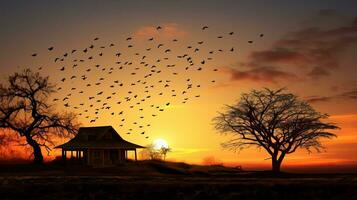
0, 69, 79, 164
141, 144, 171, 161
159, 146, 171, 161
213, 88, 339, 173
143, 144, 161, 160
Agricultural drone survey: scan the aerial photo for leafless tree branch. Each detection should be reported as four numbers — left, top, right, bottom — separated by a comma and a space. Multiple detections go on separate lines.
213, 88, 339, 172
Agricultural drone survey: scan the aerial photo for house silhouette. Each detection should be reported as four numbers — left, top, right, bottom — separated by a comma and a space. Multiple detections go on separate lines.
56, 126, 144, 166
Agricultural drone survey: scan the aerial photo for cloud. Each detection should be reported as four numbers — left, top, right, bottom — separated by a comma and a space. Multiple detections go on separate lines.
305, 96, 333, 103
245, 48, 310, 68
340, 90, 357, 99
222, 66, 297, 83
305, 89, 357, 103
133, 23, 187, 40
171, 148, 211, 155
307, 66, 330, 78
241, 11, 357, 80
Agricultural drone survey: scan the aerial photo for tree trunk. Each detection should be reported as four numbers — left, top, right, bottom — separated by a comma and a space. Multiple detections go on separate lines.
272, 159, 281, 173
25, 134, 43, 164
271, 152, 282, 173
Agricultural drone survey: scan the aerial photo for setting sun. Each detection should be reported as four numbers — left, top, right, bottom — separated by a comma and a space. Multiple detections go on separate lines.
153, 139, 169, 150
1, 1, 357, 199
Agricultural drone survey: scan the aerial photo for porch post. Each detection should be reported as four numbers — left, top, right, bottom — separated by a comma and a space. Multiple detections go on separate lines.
82, 150, 86, 164
62, 149, 65, 161
134, 149, 137, 161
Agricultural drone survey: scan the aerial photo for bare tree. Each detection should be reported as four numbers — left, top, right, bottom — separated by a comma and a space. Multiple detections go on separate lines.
0, 69, 79, 164
141, 144, 171, 161
213, 88, 339, 173
159, 146, 171, 161
144, 144, 162, 160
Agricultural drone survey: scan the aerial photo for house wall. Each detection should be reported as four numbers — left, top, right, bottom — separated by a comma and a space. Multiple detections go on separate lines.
87, 149, 103, 165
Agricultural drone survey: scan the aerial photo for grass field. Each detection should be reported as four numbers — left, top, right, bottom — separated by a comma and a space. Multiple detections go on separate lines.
0, 160, 356, 200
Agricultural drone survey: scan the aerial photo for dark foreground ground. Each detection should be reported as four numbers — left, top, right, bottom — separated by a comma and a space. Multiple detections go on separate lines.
1, 160, 357, 200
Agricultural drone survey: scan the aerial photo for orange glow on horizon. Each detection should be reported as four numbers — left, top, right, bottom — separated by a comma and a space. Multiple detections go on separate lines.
1, 6, 357, 172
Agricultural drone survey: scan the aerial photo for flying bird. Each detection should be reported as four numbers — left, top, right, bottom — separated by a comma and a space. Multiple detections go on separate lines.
42, 24, 254, 138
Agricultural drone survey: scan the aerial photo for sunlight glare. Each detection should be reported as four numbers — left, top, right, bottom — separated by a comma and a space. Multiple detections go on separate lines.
153, 138, 169, 150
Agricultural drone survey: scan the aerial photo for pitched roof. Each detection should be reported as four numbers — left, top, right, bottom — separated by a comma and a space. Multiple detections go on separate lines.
55, 126, 144, 149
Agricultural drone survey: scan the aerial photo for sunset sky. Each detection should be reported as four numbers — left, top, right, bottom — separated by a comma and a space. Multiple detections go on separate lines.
1, 0, 357, 170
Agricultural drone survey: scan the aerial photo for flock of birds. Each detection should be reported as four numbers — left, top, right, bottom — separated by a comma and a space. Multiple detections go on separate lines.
31, 25, 264, 139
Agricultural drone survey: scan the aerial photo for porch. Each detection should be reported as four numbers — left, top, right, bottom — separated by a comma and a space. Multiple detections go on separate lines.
61, 148, 138, 166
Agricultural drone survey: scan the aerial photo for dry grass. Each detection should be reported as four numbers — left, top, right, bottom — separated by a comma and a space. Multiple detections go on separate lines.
0, 160, 356, 199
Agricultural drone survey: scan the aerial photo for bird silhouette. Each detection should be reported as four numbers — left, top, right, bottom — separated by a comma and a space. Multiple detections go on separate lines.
37, 23, 262, 140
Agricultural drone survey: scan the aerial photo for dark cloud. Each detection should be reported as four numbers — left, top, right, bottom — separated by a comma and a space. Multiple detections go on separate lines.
241, 12, 357, 81
223, 66, 296, 83
305, 96, 333, 103
246, 49, 308, 68
308, 66, 330, 78
340, 90, 357, 99
305, 89, 357, 104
